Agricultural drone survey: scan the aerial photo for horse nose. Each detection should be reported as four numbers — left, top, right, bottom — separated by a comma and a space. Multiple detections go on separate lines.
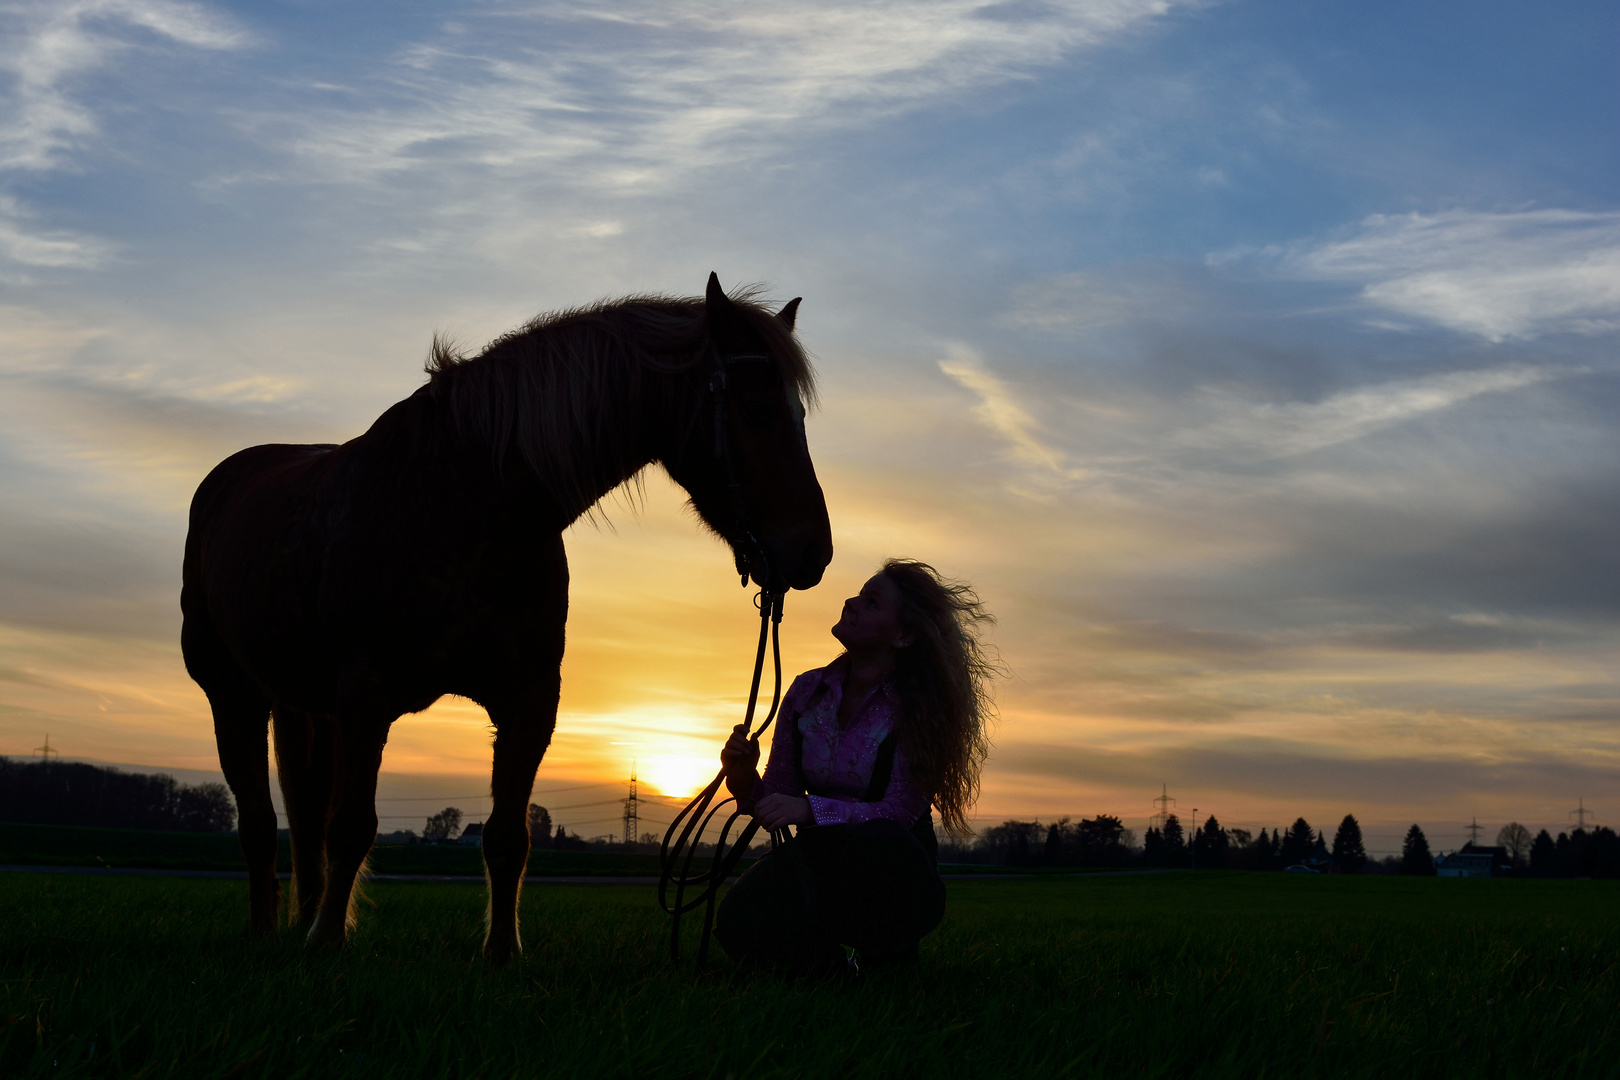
793, 535, 831, 589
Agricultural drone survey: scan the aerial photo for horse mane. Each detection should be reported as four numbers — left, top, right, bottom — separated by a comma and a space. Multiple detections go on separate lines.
422, 286, 817, 518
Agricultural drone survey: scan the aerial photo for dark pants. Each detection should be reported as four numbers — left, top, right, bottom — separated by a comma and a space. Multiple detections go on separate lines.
713, 817, 946, 970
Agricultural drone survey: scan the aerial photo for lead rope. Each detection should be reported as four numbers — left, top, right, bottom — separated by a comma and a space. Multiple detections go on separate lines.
658, 587, 786, 965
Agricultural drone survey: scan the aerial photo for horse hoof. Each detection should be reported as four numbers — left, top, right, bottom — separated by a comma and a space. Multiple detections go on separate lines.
306, 915, 346, 949
483, 935, 521, 967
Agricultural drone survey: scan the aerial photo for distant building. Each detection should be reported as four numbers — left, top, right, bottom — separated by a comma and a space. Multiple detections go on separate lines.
459, 822, 483, 846
1436, 843, 1510, 878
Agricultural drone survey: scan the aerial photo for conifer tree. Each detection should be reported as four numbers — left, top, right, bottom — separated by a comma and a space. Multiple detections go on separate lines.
1400, 824, 1436, 875
1331, 814, 1367, 874
1280, 817, 1315, 867
1529, 828, 1556, 877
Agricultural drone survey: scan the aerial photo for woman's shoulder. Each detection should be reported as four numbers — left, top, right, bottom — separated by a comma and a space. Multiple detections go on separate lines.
784, 661, 840, 706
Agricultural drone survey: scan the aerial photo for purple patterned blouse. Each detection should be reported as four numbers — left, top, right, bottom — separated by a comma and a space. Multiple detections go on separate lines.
752, 660, 932, 827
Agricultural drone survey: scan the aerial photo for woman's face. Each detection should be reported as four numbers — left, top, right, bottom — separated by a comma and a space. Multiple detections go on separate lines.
831, 573, 910, 652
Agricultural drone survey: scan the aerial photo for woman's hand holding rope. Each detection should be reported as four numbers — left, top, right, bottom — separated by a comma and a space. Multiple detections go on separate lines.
753, 794, 814, 830
720, 724, 760, 804
721, 724, 812, 828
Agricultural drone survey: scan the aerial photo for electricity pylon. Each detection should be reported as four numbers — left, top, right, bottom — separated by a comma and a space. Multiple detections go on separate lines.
1569, 797, 1594, 831
622, 762, 639, 846
1150, 783, 1176, 831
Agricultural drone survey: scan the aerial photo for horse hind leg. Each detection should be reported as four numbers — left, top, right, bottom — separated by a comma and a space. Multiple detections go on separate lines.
306, 702, 389, 949
272, 707, 335, 927
209, 689, 279, 936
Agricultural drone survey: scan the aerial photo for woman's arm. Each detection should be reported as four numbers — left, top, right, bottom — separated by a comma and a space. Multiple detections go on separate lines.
723, 672, 816, 812
805, 741, 931, 827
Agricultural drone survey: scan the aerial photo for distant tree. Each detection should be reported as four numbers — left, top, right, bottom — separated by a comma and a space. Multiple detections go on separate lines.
1280, 818, 1315, 868
1254, 828, 1276, 871
1229, 828, 1253, 848
1331, 815, 1367, 874
639, 831, 660, 845
1585, 826, 1620, 878
528, 803, 552, 848
1311, 829, 1330, 868
174, 783, 237, 832
1042, 818, 1070, 863
1400, 824, 1436, 875
1529, 829, 1556, 877
1076, 815, 1129, 867
1193, 815, 1229, 869
978, 820, 1045, 865
1142, 825, 1164, 866
0, 758, 237, 832
555, 823, 568, 847
1496, 822, 1532, 869
422, 807, 463, 844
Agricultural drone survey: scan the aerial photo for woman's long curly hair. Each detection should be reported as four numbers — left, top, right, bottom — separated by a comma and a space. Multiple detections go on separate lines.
882, 559, 998, 840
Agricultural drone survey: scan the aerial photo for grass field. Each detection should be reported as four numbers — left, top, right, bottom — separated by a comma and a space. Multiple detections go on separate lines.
2, 872, 1614, 1079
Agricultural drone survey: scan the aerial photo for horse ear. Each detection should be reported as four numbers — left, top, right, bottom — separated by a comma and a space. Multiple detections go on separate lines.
706, 271, 746, 348
776, 297, 801, 331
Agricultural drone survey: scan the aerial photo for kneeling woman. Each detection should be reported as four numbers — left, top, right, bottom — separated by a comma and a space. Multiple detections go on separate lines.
716, 558, 996, 970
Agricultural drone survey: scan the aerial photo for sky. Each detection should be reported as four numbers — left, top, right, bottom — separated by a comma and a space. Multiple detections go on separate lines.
1, 0, 1616, 854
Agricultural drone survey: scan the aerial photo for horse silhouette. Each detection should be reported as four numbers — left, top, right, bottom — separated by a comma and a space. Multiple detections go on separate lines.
181, 274, 832, 962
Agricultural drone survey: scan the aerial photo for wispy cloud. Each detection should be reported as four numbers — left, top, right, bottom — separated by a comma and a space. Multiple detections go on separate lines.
1184, 363, 1578, 458
271, 0, 1187, 187
0, 0, 246, 172
1227, 209, 1620, 342
1005, 269, 1200, 332
938, 344, 1084, 480
0, 194, 113, 268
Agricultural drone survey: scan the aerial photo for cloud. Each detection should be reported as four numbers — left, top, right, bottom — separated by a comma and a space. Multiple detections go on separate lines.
938, 344, 1084, 480
1004, 270, 1198, 332
1231, 209, 1620, 342
0, 194, 113, 268
268, 0, 1187, 187
1184, 362, 1579, 458
0, 0, 246, 173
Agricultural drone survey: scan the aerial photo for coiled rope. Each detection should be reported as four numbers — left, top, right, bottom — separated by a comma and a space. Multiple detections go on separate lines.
657, 587, 788, 965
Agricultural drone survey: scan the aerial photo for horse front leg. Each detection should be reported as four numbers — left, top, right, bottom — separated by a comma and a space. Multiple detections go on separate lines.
307, 705, 390, 949
482, 687, 559, 966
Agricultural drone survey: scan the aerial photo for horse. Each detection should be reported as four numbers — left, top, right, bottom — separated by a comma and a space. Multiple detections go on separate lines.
180, 273, 833, 963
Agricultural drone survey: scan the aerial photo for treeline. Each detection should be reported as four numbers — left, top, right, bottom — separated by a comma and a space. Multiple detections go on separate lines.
944, 811, 1620, 878
383, 804, 651, 852
0, 757, 236, 833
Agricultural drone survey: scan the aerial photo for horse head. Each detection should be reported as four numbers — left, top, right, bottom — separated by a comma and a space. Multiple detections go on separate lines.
665, 273, 833, 593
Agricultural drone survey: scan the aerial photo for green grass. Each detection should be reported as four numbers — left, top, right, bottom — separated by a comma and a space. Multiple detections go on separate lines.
1, 872, 1614, 1078
0, 824, 678, 877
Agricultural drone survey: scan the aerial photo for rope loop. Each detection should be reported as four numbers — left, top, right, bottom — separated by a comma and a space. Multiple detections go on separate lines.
658, 589, 786, 965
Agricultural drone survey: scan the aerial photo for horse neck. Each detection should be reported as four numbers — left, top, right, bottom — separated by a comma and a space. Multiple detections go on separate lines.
424, 328, 692, 527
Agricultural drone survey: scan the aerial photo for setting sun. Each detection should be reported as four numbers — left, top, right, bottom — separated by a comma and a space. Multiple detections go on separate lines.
642, 755, 719, 800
